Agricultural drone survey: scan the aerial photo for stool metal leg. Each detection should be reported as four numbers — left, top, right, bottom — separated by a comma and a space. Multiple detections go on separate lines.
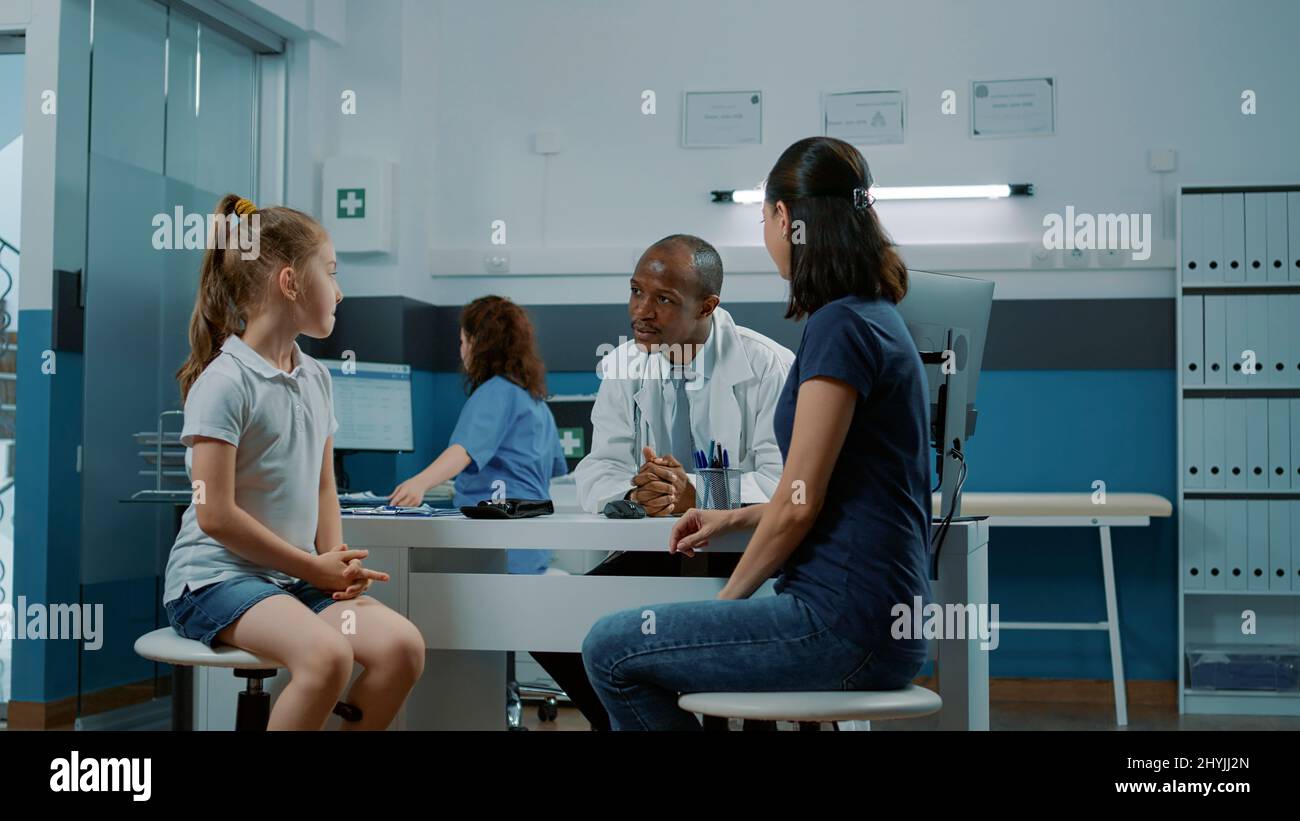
172, 667, 194, 732
234, 669, 277, 731
1099, 526, 1128, 727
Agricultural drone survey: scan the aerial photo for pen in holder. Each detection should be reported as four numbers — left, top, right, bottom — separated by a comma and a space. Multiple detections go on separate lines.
697, 467, 742, 510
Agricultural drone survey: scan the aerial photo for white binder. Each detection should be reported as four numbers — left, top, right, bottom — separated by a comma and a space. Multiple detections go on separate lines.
1247, 398, 1269, 490
1182, 295, 1204, 385
1184, 398, 1204, 489
1225, 499, 1248, 590
1204, 499, 1226, 590
1202, 295, 1227, 386
1269, 398, 1291, 490
1202, 193, 1224, 283
1203, 398, 1226, 489
1222, 192, 1246, 282
1224, 398, 1247, 490
1244, 193, 1268, 282
1268, 499, 1291, 591
1292, 501, 1300, 587
1293, 399, 1300, 489
1181, 193, 1203, 284
1247, 500, 1269, 590
1266, 192, 1289, 283
1184, 498, 1206, 590
1290, 294, 1300, 386
1245, 294, 1268, 383
1266, 291, 1290, 386
1225, 295, 1248, 385
1290, 192, 1300, 282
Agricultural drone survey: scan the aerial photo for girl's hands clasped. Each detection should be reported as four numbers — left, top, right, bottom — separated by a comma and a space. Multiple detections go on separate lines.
310, 545, 390, 600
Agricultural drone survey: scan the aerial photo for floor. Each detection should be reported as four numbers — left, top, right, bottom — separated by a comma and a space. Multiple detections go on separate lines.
7, 699, 1300, 732
517, 700, 1300, 731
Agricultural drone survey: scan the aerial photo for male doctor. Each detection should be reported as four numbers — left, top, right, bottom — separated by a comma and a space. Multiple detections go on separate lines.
532, 233, 793, 731
575, 234, 794, 515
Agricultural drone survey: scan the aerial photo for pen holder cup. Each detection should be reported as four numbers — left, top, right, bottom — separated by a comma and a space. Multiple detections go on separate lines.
697, 468, 742, 510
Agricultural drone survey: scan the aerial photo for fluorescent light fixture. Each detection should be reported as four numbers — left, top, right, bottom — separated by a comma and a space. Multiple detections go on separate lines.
710, 183, 1033, 203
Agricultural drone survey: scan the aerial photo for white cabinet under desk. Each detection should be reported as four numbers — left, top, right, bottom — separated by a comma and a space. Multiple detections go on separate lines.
341, 513, 991, 731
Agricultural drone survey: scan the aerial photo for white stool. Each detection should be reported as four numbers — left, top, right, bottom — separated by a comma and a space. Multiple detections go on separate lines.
678, 685, 942, 731
134, 627, 362, 730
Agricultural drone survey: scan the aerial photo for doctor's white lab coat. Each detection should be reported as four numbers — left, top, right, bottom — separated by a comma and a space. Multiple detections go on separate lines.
573, 306, 795, 514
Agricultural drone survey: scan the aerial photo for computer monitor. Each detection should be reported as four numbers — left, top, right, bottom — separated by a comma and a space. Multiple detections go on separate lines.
896, 269, 995, 440
319, 359, 415, 452
546, 394, 597, 471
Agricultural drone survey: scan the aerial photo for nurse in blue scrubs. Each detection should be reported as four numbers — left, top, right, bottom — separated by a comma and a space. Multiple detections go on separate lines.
390, 295, 567, 575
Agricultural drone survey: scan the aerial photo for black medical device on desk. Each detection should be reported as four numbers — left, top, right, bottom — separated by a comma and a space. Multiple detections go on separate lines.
460, 498, 555, 519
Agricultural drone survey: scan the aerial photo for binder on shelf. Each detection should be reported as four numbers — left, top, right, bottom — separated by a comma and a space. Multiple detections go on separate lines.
1265, 192, 1289, 283
1268, 499, 1291, 592
1225, 295, 1248, 385
1203, 398, 1226, 489
1269, 398, 1291, 490
1204, 499, 1226, 590
1247, 499, 1269, 591
1184, 398, 1204, 489
1225, 499, 1248, 590
1181, 193, 1203, 284
1224, 399, 1247, 490
1290, 294, 1300, 386
1222, 192, 1246, 283
1202, 193, 1224, 283
1292, 500, 1300, 586
1289, 192, 1300, 283
1182, 295, 1204, 385
1246, 398, 1269, 490
1245, 295, 1268, 384
1292, 400, 1300, 489
1266, 291, 1290, 386
1184, 498, 1206, 590
1202, 295, 1227, 386
1244, 193, 1268, 283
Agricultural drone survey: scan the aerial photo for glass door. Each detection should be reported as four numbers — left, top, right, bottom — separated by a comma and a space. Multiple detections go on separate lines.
78, 0, 261, 719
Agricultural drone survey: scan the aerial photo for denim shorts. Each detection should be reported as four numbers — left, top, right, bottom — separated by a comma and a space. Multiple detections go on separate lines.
164, 575, 348, 647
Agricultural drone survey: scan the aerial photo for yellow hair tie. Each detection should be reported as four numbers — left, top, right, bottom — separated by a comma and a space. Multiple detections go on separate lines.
233, 197, 257, 217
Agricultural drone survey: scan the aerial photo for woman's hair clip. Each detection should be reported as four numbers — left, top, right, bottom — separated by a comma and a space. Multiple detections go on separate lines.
852, 186, 874, 210
233, 197, 258, 218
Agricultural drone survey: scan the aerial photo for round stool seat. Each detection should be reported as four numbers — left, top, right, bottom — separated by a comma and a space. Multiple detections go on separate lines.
134, 627, 283, 670
678, 685, 942, 723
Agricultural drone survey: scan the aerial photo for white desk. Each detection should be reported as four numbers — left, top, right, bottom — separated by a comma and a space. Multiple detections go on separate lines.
342, 513, 991, 731
933, 492, 1173, 727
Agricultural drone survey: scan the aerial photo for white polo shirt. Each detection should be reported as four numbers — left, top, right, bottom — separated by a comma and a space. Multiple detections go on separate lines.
163, 334, 339, 604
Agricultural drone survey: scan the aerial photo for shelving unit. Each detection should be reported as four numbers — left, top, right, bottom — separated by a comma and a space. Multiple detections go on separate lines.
1177, 184, 1300, 716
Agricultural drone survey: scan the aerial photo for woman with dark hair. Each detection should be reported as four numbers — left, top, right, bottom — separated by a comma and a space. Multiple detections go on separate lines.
581, 137, 933, 730
391, 295, 566, 575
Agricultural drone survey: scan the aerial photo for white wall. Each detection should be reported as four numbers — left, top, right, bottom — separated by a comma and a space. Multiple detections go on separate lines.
283, 0, 1300, 304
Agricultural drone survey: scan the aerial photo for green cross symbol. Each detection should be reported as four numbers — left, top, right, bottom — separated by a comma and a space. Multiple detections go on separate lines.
337, 189, 366, 219
558, 428, 585, 458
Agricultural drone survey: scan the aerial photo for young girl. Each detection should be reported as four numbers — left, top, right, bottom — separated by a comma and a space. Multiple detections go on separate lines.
389, 295, 566, 575
165, 194, 425, 731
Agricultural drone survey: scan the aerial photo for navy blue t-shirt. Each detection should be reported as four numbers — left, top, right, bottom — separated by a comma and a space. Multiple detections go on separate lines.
772, 296, 932, 660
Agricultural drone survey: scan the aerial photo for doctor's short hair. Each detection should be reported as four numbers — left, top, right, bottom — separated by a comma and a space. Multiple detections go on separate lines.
460, 296, 548, 401
764, 136, 908, 319
647, 234, 723, 298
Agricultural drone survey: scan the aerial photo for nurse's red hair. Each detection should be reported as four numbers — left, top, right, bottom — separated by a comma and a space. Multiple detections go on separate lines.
460, 296, 548, 400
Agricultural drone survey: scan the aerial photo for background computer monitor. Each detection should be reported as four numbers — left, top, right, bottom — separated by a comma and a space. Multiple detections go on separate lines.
319, 359, 415, 452
546, 394, 597, 471
897, 269, 995, 439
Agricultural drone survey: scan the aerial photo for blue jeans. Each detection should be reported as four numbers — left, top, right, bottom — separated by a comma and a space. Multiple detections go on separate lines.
582, 592, 925, 730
